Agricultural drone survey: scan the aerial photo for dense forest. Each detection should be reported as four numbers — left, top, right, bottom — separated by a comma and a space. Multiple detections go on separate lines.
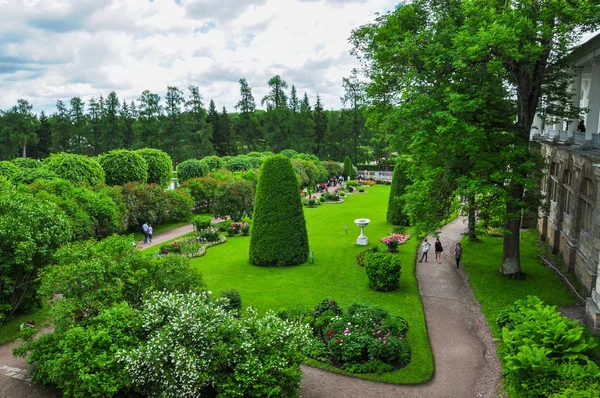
0, 75, 389, 166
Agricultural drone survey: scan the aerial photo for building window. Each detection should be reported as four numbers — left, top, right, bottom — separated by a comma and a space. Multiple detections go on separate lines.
581, 178, 594, 197
580, 199, 594, 232
562, 169, 573, 185
550, 161, 559, 176
564, 189, 573, 215
549, 178, 559, 201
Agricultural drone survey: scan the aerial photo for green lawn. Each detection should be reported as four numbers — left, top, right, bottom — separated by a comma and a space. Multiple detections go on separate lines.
0, 306, 51, 345
191, 185, 433, 384
461, 230, 576, 336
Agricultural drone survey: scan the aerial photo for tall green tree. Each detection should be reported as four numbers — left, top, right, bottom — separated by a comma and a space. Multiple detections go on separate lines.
261, 75, 289, 152
313, 95, 328, 157
31, 111, 51, 159
235, 78, 260, 152
163, 86, 186, 162
341, 70, 366, 163
352, 0, 599, 276
69, 97, 87, 154
135, 90, 162, 149
0, 99, 38, 159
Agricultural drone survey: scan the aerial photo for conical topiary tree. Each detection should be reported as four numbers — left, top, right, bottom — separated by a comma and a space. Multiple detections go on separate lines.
387, 161, 411, 226
250, 155, 308, 266
343, 156, 356, 179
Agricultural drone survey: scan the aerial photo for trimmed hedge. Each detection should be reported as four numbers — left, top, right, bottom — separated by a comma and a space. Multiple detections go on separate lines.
343, 156, 357, 179
387, 161, 411, 226
201, 155, 225, 171
364, 252, 402, 292
11, 158, 41, 169
11, 168, 59, 185
43, 153, 105, 186
99, 150, 148, 186
177, 159, 209, 183
135, 148, 173, 188
249, 155, 308, 266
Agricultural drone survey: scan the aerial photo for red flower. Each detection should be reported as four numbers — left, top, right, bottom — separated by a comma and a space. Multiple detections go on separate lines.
327, 329, 334, 335
336, 338, 341, 343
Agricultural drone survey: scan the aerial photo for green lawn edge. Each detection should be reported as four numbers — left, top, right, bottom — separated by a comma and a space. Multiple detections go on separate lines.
191, 185, 434, 384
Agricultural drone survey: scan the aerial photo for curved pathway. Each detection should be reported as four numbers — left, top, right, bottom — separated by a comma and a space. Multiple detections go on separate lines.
0, 217, 501, 398
299, 217, 501, 397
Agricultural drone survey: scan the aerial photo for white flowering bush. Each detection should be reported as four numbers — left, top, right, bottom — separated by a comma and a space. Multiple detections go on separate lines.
121, 291, 311, 397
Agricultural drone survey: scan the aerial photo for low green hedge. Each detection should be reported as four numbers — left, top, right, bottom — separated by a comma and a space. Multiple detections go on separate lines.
364, 252, 402, 292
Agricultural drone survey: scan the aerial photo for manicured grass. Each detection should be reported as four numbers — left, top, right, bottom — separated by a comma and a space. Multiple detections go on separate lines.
0, 306, 51, 345
191, 185, 433, 384
461, 230, 576, 337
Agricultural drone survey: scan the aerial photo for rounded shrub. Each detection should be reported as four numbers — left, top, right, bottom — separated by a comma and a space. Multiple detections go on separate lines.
43, 153, 106, 186
176, 159, 209, 183
364, 252, 402, 292
201, 155, 225, 171
387, 161, 411, 226
99, 150, 148, 186
193, 215, 212, 230
343, 156, 357, 179
225, 155, 254, 172
250, 155, 309, 266
221, 288, 242, 313
323, 160, 343, 177
280, 149, 298, 158
135, 148, 173, 188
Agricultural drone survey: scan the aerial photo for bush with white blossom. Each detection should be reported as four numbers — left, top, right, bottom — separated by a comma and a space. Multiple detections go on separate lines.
121, 290, 311, 398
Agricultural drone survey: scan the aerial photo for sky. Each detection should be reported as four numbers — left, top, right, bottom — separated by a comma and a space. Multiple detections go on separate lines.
0, 0, 398, 114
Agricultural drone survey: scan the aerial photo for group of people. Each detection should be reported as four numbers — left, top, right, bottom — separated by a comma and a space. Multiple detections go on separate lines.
142, 221, 153, 244
419, 237, 462, 268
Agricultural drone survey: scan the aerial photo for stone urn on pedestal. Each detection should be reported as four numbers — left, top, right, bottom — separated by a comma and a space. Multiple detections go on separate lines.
354, 218, 371, 246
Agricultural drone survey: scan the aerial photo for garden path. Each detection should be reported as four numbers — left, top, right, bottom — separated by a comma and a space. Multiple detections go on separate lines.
299, 216, 502, 398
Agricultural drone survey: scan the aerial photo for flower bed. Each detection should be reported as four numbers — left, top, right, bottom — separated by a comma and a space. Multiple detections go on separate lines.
380, 233, 410, 252
158, 234, 226, 258
300, 300, 411, 374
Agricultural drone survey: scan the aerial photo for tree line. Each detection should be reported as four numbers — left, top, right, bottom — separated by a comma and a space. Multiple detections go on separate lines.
0, 76, 390, 166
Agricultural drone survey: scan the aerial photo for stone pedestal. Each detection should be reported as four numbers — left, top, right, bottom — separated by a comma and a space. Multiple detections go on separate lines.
354, 218, 370, 246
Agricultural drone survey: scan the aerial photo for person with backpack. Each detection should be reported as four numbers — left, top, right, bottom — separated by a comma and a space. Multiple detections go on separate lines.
434, 237, 443, 264
419, 239, 431, 263
454, 242, 463, 268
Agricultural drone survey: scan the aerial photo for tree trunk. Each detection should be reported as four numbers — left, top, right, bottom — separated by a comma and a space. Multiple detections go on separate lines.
22, 142, 27, 158
468, 194, 477, 241
501, 184, 524, 276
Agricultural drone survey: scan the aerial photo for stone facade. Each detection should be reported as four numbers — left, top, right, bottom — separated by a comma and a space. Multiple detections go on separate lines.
537, 141, 600, 333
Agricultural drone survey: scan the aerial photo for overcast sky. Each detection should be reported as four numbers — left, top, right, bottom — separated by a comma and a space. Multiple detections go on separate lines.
0, 0, 398, 115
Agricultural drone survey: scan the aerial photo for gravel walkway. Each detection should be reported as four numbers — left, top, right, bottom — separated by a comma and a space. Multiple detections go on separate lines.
0, 215, 501, 398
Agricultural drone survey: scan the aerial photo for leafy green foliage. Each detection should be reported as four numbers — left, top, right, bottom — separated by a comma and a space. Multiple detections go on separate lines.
121, 182, 191, 229
225, 155, 256, 172
250, 155, 309, 266
11, 157, 41, 169
99, 149, 148, 186
323, 160, 343, 177
15, 303, 140, 397
135, 148, 173, 188
280, 149, 298, 158
498, 296, 600, 397
22, 178, 124, 239
11, 168, 59, 185
193, 215, 212, 230
43, 153, 105, 186
181, 175, 223, 212
357, 246, 380, 267
364, 252, 402, 292
121, 291, 310, 398
221, 288, 242, 313
0, 191, 72, 321
176, 158, 209, 182
313, 299, 343, 319
165, 188, 193, 221
213, 178, 255, 222
201, 155, 225, 171
387, 161, 411, 226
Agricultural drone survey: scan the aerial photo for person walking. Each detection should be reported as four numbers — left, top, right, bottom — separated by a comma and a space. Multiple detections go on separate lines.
419, 239, 431, 263
142, 221, 149, 244
148, 224, 153, 243
454, 242, 462, 268
434, 237, 443, 264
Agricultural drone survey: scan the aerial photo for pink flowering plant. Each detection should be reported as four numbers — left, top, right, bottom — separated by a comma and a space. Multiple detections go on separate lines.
230, 221, 250, 236
380, 233, 410, 252
306, 302, 411, 374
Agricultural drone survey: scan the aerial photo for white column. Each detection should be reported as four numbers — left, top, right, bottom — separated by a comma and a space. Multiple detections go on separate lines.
569, 69, 582, 139
586, 59, 600, 139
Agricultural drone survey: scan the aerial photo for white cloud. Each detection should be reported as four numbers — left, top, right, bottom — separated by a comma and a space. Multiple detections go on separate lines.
0, 0, 397, 114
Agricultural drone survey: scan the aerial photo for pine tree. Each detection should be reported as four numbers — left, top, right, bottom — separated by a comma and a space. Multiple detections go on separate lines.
235, 78, 260, 152
313, 94, 328, 157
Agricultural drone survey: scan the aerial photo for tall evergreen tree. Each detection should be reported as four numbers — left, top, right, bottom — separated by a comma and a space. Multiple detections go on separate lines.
261, 75, 289, 152
164, 86, 185, 161
213, 106, 232, 156
0, 99, 38, 159
50, 100, 72, 153
135, 90, 162, 149
313, 94, 328, 157
32, 111, 51, 159
69, 97, 87, 154
288, 85, 299, 113
235, 78, 260, 152
101, 91, 122, 152
341, 71, 366, 163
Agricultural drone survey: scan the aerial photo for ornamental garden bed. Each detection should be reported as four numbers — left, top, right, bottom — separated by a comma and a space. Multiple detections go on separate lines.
158, 231, 227, 258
